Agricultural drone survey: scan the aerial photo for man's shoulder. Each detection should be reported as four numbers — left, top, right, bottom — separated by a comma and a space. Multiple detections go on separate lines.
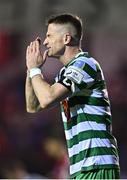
70, 55, 98, 72
70, 52, 97, 67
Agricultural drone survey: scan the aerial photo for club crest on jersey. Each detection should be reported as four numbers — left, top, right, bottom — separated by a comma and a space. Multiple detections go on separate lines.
64, 66, 84, 84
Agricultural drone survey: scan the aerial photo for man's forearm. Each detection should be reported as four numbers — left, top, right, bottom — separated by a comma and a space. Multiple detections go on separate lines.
25, 74, 41, 113
31, 74, 53, 108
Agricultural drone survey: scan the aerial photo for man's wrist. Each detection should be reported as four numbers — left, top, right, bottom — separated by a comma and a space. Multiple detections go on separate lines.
29, 67, 42, 78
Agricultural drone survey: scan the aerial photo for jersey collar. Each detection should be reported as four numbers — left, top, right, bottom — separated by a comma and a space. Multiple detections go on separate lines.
65, 51, 88, 67
75, 51, 86, 58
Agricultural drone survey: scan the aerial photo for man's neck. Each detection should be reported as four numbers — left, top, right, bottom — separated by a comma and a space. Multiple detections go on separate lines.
59, 47, 82, 66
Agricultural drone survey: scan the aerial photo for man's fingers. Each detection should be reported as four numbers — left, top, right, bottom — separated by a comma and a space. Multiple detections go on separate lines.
32, 41, 37, 53
36, 37, 41, 44
27, 38, 41, 55
35, 38, 41, 52
26, 46, 30, 56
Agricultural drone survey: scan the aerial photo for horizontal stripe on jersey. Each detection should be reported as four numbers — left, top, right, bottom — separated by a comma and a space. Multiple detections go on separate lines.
61, 105, 111, 122
73, 88, 108, 98
69, 96, 110, 107
89, 80, 106, 90
70, 155, 119, 176
67, 104, 111, 118
63, 113, 111, 130
71, 164, 119, 178
65, 121, 107, 140
68, 138, 116, 157
70, 147, 118, 165
66, 130, 114, 148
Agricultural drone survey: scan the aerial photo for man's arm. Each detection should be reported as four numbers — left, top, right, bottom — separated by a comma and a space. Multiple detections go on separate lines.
25, 38, 70, 111
25, 72, 41, 113
31, 73, 70, 109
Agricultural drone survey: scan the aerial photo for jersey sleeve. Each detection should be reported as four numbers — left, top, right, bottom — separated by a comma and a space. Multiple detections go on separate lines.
55, 68, 72, 91
56, 57, 97, 93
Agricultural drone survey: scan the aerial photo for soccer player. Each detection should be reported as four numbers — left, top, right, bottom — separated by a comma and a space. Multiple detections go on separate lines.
25, 13, 120, 179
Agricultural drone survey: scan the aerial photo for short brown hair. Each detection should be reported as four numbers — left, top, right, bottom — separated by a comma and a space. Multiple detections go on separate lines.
46, 13, 83, 42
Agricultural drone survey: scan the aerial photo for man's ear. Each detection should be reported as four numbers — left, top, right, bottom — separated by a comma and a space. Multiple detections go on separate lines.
64, 34, 71, 45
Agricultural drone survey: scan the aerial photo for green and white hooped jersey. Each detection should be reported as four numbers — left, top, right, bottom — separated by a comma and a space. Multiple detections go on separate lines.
55, 52, 119, 178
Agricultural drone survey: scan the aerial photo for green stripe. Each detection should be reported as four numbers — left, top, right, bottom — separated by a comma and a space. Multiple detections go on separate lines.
67, 130, 114, 148
70, 147, 118, 165
63, 113, 111, 130
76, 79, 106, 91
83, 63, 97, 79
76, 81, 87, 90
89, 80, 106, 90
71, 164, 120, 178
69, 96, 110, 107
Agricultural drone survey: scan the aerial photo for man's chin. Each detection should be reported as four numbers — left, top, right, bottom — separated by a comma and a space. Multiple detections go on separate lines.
48, 53, 56, 58
48, 51, 61, 58
47, 50, 52, 56
47, 52, 52, 57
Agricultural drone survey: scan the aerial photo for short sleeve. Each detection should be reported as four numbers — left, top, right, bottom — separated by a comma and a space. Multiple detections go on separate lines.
56, 57, 97, 93
55, 67, 72, 91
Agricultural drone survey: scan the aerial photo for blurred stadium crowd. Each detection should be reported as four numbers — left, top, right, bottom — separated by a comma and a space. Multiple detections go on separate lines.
0, 0, 127, 178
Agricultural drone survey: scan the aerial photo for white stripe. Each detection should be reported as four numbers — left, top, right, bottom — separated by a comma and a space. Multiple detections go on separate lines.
77, 56, 97, 71
68, 138, 115, 157
61, 111, 67, 122
70, 104, 111, 117
83, 71, 94, 83
70, 155, 119, 175
85, 57, 97, 71
91, 89, 108, 98
62, 99, 111, 122
65, 121, 106, 140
